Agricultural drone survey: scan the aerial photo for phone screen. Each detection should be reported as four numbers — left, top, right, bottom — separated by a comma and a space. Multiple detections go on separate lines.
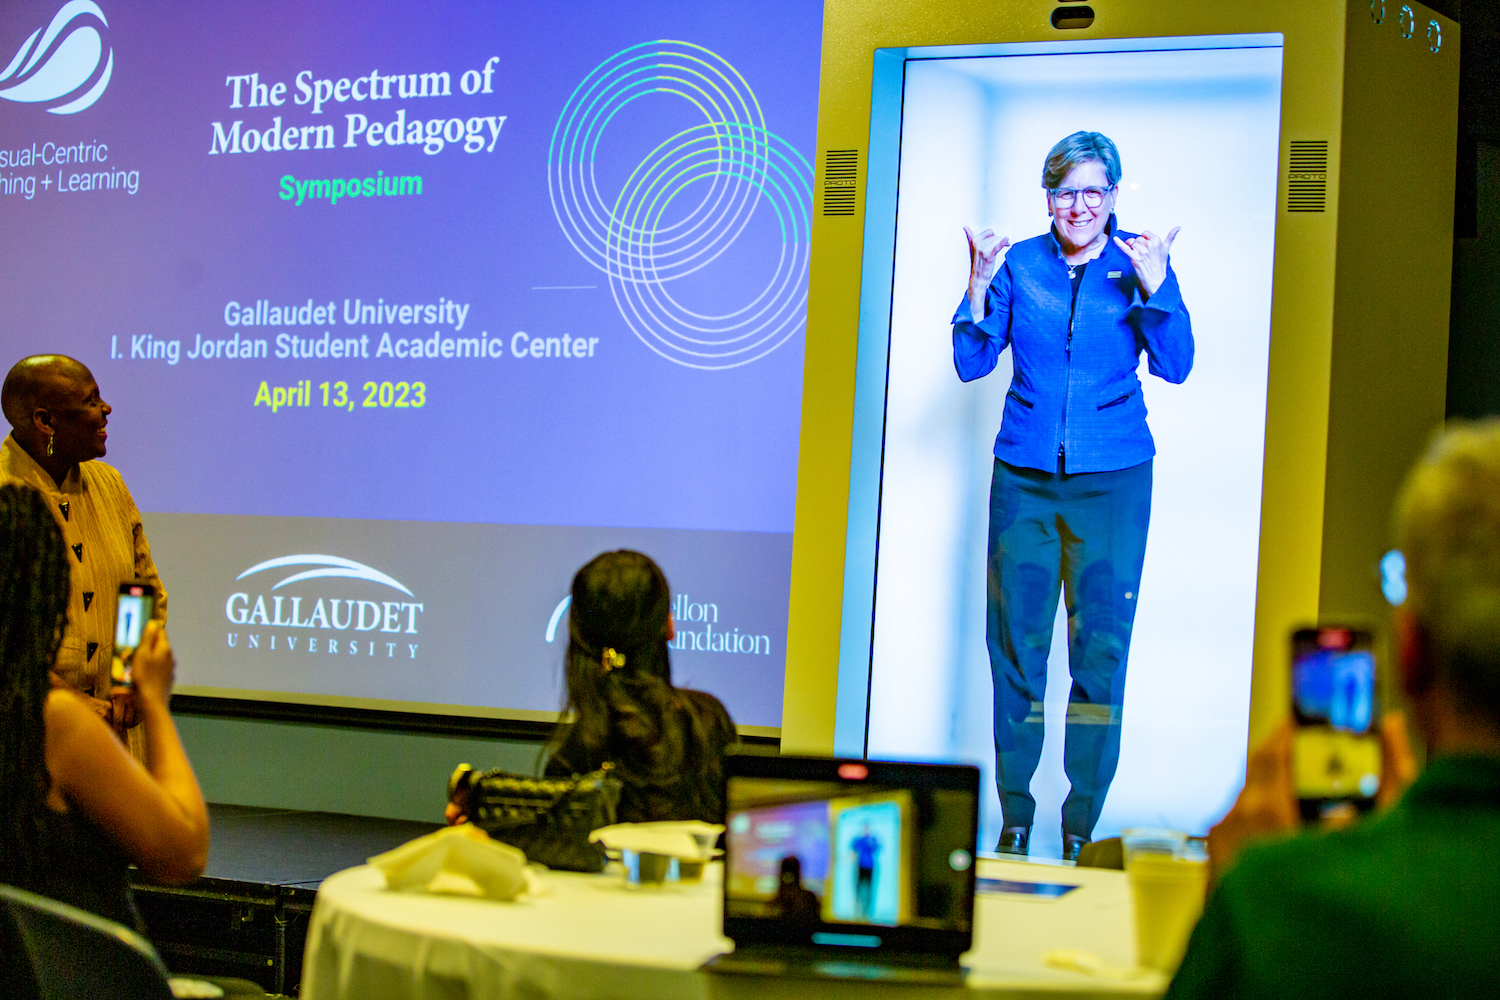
1292, 627, 1380, 803
111, 583, 155, 687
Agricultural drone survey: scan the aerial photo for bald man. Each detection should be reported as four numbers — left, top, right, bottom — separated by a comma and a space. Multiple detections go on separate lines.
0, 355, 165, 762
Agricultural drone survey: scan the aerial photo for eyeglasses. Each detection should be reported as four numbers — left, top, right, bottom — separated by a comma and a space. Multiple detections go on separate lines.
1049, 185, 1114, 208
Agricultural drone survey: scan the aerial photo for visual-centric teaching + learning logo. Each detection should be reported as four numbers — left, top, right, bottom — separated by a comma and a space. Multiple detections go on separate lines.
0, 1, 113, 115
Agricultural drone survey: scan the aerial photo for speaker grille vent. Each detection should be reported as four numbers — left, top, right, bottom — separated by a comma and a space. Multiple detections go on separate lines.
1287, 141, 1328, 213
822, 149, 858, 216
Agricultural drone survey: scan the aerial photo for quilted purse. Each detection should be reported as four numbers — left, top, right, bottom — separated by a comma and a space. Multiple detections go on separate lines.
447, 762, 622, 873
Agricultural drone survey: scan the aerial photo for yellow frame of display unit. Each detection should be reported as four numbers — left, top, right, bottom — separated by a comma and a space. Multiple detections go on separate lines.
781, 0, 1457, 754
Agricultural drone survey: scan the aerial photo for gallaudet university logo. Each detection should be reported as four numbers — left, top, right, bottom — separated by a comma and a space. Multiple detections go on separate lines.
224, 554, 425, 660
0, 1, 113, 115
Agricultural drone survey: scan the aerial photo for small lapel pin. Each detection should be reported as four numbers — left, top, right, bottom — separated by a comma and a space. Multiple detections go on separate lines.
1107, 270, 1122, 279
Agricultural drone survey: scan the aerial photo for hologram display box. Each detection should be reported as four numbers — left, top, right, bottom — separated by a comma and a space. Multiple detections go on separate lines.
783, 0, 1458, 790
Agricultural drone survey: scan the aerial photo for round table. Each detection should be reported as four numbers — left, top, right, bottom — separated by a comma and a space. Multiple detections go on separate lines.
299, 858, 1165, 999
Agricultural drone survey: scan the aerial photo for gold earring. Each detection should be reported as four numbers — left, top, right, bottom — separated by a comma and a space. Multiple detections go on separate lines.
46, 434, 54, 457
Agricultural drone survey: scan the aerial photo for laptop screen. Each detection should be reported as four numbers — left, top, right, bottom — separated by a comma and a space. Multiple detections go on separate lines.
722, 754, 979, 956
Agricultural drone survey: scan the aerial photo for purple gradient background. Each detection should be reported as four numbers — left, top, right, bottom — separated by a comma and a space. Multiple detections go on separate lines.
0, 0, 820, 532
728, 799, 831, 894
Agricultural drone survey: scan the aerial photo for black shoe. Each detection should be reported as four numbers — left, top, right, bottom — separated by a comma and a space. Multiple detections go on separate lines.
996, 826, 1030, 855
1062, 834, 1089, 863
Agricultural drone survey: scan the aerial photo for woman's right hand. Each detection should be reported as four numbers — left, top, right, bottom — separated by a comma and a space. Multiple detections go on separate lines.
130, 620, 176, 707
964, 226, 1011, 322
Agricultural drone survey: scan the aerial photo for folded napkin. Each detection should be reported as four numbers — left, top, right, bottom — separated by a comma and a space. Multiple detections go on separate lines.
1042, 948, 1158, 982
589, 821, 724, 861
369, 824, 529, 900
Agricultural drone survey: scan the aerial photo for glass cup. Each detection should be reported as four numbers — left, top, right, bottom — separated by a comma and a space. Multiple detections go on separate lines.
623, 850, 675, 887
1123, 829, 1209, 973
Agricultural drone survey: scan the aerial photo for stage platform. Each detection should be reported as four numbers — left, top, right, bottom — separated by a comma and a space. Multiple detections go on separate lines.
132, 803, 441, 995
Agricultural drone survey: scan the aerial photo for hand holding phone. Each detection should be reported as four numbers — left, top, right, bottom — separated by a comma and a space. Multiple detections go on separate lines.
127, 619, 176, 706
110, 582, 155, 689
1209, 686, 1415, 881
1291, 627, 1382, 820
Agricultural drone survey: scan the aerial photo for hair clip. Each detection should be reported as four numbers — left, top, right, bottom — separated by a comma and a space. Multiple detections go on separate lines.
601, 647, 626, 673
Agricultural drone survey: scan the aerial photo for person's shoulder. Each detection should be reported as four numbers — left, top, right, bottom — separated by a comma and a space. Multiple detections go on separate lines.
0, 436, 21, 479
43, 688, 112, 757
1213, 820, 1395, 911
542, 723, 587, 776
79, 459, 143, 512
79, 457, 127, 487
677, 688, 736, 740
678, 687, 732, 720
79, 458, 138, 502
45, 687, 97, 728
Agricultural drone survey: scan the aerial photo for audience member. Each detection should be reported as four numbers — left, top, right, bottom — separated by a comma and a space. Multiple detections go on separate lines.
772, 855, 822, 929
0, 484, 207, 930
1167, 421, 1500, 998
0, 355, 166, 763
545, 550, 738, 824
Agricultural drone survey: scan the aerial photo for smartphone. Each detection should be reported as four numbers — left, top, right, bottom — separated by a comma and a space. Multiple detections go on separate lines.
110, 582, 156, 688
1291, 626, 1381, 819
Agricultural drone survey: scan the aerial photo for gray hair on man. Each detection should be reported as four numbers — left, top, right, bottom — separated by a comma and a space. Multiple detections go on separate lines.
1396, 420, 1500, 726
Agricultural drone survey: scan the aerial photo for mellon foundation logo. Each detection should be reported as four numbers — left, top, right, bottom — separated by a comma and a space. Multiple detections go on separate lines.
544, 591, 771, 656
0, 2, 113, 115
223, 554, 425, 660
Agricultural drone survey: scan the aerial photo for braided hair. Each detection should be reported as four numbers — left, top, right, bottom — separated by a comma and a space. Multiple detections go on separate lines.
545, 550, 732, 823
0, 484, 71, 887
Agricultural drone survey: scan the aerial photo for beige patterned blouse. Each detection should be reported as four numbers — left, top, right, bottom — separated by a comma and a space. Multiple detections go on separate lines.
0, 434, 167, 761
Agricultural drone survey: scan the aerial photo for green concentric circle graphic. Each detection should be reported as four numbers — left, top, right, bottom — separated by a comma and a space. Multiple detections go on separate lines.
548, 41, 813, 370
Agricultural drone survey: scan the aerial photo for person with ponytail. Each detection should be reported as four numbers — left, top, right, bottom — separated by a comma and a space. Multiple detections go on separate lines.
543, 550, 737, 824
0, 483, 207, 929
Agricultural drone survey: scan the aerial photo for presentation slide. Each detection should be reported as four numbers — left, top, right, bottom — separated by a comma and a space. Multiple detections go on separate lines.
864, 35, 1282, 852
0, 0, 822, 728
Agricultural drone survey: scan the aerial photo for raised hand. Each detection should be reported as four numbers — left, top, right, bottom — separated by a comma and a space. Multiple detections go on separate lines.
130, 620, 177, 708
1375, 711, 1418, 810
1112, 226, 1180, 299
964, 226, 1011, 322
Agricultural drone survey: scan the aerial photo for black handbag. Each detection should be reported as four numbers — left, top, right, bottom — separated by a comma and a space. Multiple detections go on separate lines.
447, 762, 622, 873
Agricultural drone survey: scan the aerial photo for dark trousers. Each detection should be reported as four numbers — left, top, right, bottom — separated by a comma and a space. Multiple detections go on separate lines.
856, 867, 874, 918
986, 458, 1152, 839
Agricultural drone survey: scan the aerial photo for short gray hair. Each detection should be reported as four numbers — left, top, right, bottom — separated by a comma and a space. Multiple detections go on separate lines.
1041, 131, 1122, 190
1396, 420, 1500, 725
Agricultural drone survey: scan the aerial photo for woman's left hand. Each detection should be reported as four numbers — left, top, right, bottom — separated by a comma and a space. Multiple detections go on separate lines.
1113, 226, 1180, 299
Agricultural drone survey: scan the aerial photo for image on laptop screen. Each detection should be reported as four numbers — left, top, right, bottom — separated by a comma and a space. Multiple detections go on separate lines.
722, 756, 979, 955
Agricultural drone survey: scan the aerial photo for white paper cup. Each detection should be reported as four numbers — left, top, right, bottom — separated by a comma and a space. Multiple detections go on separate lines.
1129, 853, 1208, 972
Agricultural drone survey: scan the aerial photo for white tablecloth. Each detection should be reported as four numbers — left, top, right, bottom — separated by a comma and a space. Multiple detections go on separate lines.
300, 858, 1165, 999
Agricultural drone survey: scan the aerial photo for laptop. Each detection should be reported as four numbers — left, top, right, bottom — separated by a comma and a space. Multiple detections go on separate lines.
703, 753, 980, 985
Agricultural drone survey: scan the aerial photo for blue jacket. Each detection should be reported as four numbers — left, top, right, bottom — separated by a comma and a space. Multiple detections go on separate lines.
952, 217, 1193, 474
